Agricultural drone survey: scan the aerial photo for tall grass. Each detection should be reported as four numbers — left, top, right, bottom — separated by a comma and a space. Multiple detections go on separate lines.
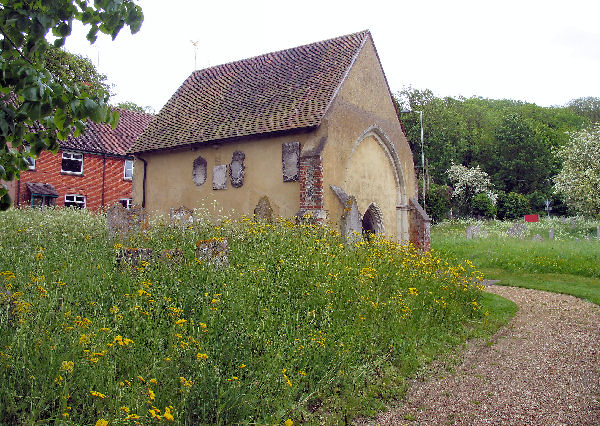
1, 208, 492, 424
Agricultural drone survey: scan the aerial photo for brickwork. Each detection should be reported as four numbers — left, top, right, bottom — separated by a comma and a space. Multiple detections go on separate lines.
16, 150, 132, 210
408, 197, 431, 251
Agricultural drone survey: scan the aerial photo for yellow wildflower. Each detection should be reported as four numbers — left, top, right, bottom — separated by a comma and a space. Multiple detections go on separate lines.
163, 406, 174, 421
196, 353, 208, 361
60, 361, 74, 373
95, 420, 108, 426
90, 390, 106, 399
285, 419, 294, 426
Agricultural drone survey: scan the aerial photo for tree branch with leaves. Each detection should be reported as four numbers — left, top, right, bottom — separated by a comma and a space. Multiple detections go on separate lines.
0, 0, 143, 209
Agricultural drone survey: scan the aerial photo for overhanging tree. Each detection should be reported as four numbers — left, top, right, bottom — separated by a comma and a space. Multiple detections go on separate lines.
0, 0, 143, 209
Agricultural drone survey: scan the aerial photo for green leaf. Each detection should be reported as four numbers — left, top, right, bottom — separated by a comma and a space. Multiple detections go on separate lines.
109, 110, 120, 129
54, 108, 66, 130
29, 103, 42, 121
23, 86, 40, 101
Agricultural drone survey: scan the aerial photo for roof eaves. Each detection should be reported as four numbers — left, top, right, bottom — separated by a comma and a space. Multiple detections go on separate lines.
128, 124, 318, 156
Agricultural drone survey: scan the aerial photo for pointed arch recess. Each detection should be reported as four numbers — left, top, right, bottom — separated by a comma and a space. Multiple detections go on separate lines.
362, 202, 385, 236
348, 125, 405, 194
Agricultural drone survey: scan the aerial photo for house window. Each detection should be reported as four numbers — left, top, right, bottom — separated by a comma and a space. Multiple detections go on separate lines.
124, 159, 134, 180
61, 152, 83, 174
119, 198, 132, 209
65, 194, 86, 209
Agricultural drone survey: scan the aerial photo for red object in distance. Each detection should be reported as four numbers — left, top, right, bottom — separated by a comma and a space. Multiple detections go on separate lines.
524, 214, 539, 222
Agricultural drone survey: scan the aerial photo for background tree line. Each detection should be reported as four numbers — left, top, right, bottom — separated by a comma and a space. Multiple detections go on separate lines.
395, 87, 599, 220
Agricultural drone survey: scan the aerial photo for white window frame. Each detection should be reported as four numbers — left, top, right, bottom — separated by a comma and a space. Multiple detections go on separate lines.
123, 159, 134, 180
61, 151, 84, 175
119, 198, 132, 209
64, 194, 86, 209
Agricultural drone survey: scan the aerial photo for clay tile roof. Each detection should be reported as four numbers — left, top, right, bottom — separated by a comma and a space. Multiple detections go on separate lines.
25, 182, 59, 197
129, 30, 371, 154
61, 108, 154, 156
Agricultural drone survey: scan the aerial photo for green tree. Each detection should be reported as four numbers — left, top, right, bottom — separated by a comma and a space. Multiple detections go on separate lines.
396, 87, 587, 199
42, 46, 112, 100
567, 97, 600, 123
472, 192, 496, 219
0, 0, 143, 209
496, 191, 530, 220
554, 125, 600, 217
116, 100, 154, 114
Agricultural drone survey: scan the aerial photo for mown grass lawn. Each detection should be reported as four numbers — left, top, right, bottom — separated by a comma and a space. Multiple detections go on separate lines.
0, 208, 514, 425
432, 218, 600, 306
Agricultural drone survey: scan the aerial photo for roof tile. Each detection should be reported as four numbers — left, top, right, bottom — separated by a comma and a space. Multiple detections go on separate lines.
62, 108, 154, 156
130, 31, 370, 154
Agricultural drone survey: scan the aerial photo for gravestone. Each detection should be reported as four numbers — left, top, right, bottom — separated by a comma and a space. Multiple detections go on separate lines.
196, 238, 229, 268
106, 203, 148, 240
507, 223, 527, 239
549, 228, 554, 240
532, 234, 544, 242
116, 247, 154, 268
254, 196, 273, 223
160, 248, 186, 265
229, 151, 245, 188
466, 225, 481, 239
597, 225, 600, 241
213, 165, 227, 190
170, 206, 194, 225
282, 142, 300, 182
340, 196, 362, 244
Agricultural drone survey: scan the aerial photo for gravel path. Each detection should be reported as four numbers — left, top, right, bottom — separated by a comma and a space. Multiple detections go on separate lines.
366, 286, 600, 425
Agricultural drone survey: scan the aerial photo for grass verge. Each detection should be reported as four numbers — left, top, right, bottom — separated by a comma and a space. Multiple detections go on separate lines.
432, 218, 600, 306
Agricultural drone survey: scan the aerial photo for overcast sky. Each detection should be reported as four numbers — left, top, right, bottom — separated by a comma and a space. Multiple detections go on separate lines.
64, 0, 600, 113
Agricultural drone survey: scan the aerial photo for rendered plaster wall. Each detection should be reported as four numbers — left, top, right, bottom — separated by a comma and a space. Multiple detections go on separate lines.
319, 36, 417, 242
133, 134, 305, 219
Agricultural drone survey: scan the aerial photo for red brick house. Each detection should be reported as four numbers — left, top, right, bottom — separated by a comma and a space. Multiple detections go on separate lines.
12, 108, 153, 210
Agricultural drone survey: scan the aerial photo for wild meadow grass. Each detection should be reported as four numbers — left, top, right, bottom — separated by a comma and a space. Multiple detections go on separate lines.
0, 208, 503, 424
433, 217, 600, 305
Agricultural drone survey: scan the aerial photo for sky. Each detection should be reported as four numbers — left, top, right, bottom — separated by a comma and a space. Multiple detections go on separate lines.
64, 0, 600, 113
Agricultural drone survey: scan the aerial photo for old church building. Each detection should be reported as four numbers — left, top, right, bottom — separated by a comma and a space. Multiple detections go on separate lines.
129, 31, 430, 249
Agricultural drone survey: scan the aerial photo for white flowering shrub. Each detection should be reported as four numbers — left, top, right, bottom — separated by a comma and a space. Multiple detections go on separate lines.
554, 126, 600, 218
447, 164, 497, 216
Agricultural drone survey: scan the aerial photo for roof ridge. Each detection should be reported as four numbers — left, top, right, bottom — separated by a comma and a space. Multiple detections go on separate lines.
193, 30, 370, 79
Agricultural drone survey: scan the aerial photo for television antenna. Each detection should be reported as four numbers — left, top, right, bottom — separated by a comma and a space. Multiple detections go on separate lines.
190, 40, 199, 70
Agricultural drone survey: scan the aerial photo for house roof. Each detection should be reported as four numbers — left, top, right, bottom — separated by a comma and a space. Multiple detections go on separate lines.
62, 108, 154, 156
129, 30, 371, 154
